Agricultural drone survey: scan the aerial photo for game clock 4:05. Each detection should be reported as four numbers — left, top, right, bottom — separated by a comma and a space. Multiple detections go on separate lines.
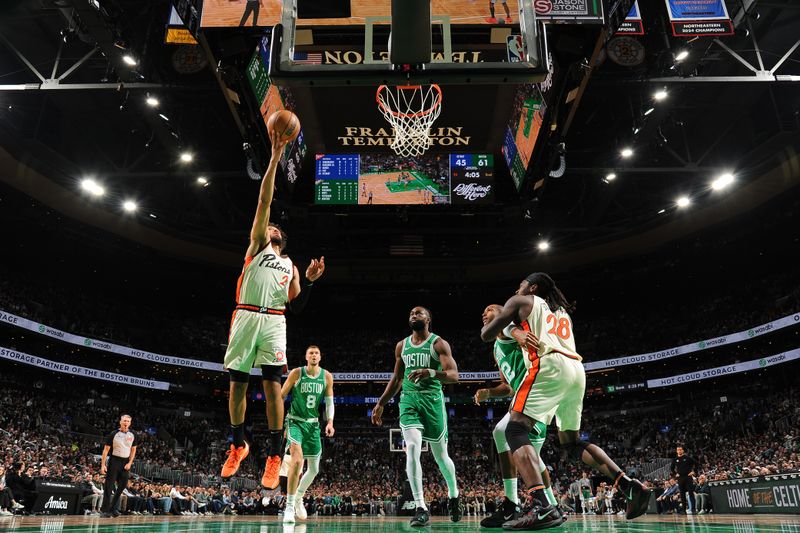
449, 154, 495, 204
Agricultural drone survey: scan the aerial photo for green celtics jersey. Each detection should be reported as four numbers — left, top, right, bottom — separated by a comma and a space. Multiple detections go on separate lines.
493, 338, 527, 392
289, 367, 326, 419
401, 333, 442, 394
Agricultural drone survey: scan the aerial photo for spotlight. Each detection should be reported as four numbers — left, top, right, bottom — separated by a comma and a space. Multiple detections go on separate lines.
711, 173, 734, 190
658, 209, 666, 214
605, 173, 616, 181
676, 196, 691, 208
196, 176, 208, 185
537, 240, 550, 251
122, 54, 137, 66
180, 152, 194, 163
654, 89, 668, 101
122, 200, 138, 212
81, 179, 105, 197
145, 96, 159, 107
644, 107, 655, 116
158, 113, 169, 122
620, 147, 633, 158
633, 127, 641, 135
675, 50, 689, 62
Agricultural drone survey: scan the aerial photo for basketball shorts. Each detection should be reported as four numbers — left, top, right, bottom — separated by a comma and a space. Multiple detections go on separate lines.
493, 411, 547, 453
223, 310, 287, 373
510, 353, 585, 431
399, 390, 448, 442
286, 419, 322, 458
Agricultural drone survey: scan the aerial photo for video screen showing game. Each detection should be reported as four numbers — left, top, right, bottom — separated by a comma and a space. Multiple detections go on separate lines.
502, 84, 547, 191
315, 153, 494, 205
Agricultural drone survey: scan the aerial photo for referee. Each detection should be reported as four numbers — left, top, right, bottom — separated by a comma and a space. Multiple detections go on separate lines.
100, 414, 137, 518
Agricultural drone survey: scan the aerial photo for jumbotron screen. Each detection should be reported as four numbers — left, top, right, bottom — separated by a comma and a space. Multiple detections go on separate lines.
314, 153, 494, 205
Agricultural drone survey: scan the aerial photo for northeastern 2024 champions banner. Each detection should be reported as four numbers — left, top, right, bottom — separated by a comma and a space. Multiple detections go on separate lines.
664, 0, 734, 36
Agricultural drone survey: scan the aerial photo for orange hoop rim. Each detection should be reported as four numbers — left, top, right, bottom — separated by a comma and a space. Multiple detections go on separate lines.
376, 84, 443, 119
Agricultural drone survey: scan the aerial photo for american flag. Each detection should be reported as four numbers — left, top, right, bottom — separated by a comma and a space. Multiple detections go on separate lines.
294, 52, 322, 65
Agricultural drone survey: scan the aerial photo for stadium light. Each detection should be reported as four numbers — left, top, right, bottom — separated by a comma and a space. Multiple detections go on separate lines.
620, 147, 633, 158
643, 107, 655, 116
711, 173, 734, 190
654, 89, 668, 101
122, 200, 138, 212
675, 50, 689, 62
537, 240, 550, 251
180, 152, 194, 163
122, 54, 137, 66
676, 196, 691, 208
81, 178, 105, 197
145, 95, 159, 107
158, 113, 169, 122
605, 173, 616, 181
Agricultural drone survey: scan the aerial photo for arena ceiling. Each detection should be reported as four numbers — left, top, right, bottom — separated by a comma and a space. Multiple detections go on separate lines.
0, 0, 799, 279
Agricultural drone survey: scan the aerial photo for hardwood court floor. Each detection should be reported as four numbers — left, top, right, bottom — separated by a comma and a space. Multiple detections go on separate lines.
2, 513, 799, 532
201, 0, 519, 28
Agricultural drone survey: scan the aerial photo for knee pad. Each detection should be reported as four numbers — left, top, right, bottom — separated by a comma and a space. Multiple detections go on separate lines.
260, 364, 284, 383
504, 421, 531, 453
562, 440, 590, 462
228, 369, 250, 383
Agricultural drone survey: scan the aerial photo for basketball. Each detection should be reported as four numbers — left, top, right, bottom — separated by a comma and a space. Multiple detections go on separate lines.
267, 110, 301, 142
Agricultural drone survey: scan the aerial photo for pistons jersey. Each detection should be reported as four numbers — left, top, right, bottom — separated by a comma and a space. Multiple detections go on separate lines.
236, 243, 294, 310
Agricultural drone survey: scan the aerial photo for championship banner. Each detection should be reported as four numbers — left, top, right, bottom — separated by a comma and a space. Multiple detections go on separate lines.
0, 346, 171, 390
0, 309, 224, 372
709, 474, 800, 514
664, 0, 734, 37
616, 1, 644, 35
583, 312, 800, 371
646, 348, 800, 389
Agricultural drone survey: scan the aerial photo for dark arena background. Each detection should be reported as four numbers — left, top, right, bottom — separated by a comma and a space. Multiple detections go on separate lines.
0, 0, 799, 532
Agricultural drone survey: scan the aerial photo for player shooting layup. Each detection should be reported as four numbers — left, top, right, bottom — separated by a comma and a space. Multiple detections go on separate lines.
281, 345, 335, 523
481, 273, 651, 530
372, 307, 462, 527
221, 129, 325, 489
474, 304, 558, 528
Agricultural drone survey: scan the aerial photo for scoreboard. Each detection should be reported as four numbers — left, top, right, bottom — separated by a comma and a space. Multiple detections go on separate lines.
314, 154, 360, 204
449, 154, 494, 204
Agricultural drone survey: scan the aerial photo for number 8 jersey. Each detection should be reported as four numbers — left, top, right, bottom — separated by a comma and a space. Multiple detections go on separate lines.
236, 243, 294, 309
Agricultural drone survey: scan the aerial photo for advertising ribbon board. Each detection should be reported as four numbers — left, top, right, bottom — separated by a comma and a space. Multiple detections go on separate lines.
709, 474, 800, 514
664, 0, 734, 37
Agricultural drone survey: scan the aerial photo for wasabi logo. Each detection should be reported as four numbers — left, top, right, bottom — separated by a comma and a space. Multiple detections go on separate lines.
698, 341, 706, 349
84, 339, 92, 346
747, 329, 755, 338
759, 359, 767, 367
39, 325, 45, 333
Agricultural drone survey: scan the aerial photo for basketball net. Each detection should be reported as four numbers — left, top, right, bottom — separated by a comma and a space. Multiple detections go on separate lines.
376, 84, 442, 157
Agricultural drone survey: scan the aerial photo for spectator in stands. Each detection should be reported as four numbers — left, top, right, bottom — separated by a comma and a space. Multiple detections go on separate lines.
656, 479, 679, 514
694, 475, 712, 514
0, 465, 24, 515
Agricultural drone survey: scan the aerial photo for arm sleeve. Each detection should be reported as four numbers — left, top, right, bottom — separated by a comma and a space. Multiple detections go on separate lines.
286, 281, 313, 314
325, 396, 334, 420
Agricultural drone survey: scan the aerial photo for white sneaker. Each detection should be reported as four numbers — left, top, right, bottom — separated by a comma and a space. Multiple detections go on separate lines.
687, 510, 694, 515
283, 507, 296, 524
296, 500, 307, 520
0, 510, 13, 516
12, 502, 24, 510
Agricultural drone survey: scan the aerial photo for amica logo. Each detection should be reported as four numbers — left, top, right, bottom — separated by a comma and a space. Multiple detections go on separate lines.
44, 496, 69, 509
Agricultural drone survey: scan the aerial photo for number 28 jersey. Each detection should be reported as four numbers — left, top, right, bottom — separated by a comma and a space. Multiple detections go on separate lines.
236, 243, 294, 310
523, 295, 582, 361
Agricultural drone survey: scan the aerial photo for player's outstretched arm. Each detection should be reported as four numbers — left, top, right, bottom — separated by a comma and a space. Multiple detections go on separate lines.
325, 372, 335, 437
246, 129, 289, 258
371, 341, 404, 426
480, 295, 531, 342
281, 368, 300, 399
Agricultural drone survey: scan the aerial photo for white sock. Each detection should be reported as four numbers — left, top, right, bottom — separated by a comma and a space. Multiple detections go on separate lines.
544, 487, 557, 507
402, 428, 427, 510
296, 456, 320, 496
503, 479, 519, 504
430, 437, 459, 499
286, 495, 295, 508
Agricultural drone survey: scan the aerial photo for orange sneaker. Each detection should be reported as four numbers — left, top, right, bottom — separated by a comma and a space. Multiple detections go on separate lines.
221, 442, 249, 478
261, 455, 282, 489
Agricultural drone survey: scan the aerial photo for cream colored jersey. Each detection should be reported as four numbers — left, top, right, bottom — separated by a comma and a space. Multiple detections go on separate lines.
235, 243, 294, 310
522, 295, 581, 361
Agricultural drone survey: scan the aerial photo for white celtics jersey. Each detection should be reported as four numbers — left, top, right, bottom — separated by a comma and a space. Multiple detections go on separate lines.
236, 244, 294, 309
522, 295, 581, 361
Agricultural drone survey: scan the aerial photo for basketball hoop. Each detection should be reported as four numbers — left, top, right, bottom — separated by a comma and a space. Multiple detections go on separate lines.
376, 84, 442, 157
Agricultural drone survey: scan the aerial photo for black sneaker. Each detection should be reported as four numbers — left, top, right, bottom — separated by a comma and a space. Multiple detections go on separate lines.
410, 507, 430, 527
502, 504, 564, 531
624, 479, 652, 520
481, 498, 520, 528
111, 509, 120, 518
449, 496, 462, 523
100, 512, 112, 518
